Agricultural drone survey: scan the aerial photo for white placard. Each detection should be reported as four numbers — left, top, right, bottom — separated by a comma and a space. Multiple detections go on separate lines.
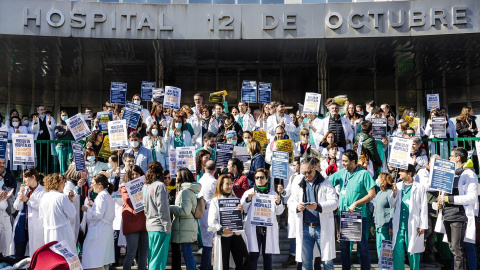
303, 92, 321, 115
388, 137, 412, 170
107, 120, 129, 150
12, 134, 35, 166
50, 240, 83, 270
163, 86, 181, 110
426, 94, 440, 110
124, 176, 146, 213
66, 113, 92, 141
175, 146, 196, 172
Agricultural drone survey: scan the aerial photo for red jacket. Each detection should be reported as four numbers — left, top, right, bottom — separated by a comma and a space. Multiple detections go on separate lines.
120, 185, 147, 235
233, 174, 249, 198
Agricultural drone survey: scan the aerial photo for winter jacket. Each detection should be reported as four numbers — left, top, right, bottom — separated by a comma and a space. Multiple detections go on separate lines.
247, 153, 266, 185
120, 185, 147, 235
170, 182, 202, 243
456, 116, 478, 138
356, 132, 382, 171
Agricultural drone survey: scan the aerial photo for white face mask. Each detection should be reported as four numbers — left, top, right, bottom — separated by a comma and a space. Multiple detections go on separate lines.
131, 141, 140, 148
12, 122, 19, 127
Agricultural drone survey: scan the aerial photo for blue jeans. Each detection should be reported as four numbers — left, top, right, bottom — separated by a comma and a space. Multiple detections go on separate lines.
289, 238, 296, 255
452, 241, 477, 270
200, 246, 212, 270
250, 233, 272, 270
124, 231, 149, 270
181, 243, 197, 270
338, 217, 370, 270
301, 224, 334, 270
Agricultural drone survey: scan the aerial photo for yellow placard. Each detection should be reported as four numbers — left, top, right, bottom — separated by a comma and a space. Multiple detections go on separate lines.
275, 139, 294, 164
99, 135, 113, 159
409, 118, 420, 130
253, 131, 268, 145
209, 90, 228, 103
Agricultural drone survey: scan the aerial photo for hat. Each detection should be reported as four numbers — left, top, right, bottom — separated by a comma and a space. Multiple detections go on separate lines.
226, 130, 237, 139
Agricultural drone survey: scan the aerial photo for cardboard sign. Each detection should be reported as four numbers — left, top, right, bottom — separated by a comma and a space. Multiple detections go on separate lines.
66, 113, 92, 141
371, 118, 388, 140
141, 81, 156, 101
303, 92, 322, 115
12, 134, 35, 166
152, 88, 165, 103
124, 176, 146, 213
233, 146, 250, 163
250, 194, 275, 227
71, 142, 86, 172
107, 120, 129, 151
388, 137, 412, 170
332, 95, 348, 114
426, 94, 440, 111
0, 130, 7, 160
219, 198, 244, 232
258, 82, 272, 104
432, 117, 446, 137
209, 90, 227, 103
378, 240, 394, 269
253, 130, 269, 156
163, 86, 181, 110
50, 240, 82, 270
96, 111, 113, 134
98, 135, 113, 159
339, 211, 362, 242
215, 142, 234, 168
175, 146, 196, 172
241, 80, 257, 103
275, 139, 294, 164
168, 149, 177, 179
271, 151, 289, 179
429, 158, 455, 194
408, 117, 420, 130
122, 101, 143, 129
110, 82, 127, 105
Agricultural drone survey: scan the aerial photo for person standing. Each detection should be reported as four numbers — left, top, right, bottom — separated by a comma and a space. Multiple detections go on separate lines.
227, 158, 249, 198
236, 102, 256, 132
390, 164, 428, 270
318, 102, 353, 150
39, 173, 77, 252
142, 121, 170, 170
355, 121, 383, 173
125, 131, 153, 174
266, 100, 295, 142
287, 158, 337, 270
328, 150, 376, 270
143, 162, 172, 270
54, 111, 74, 175
30, 105, 56, 173
192, 93, 204, 116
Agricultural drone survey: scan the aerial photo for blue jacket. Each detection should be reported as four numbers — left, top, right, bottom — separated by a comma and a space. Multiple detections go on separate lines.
125, 146, 154, 174
247, 153, 265, 187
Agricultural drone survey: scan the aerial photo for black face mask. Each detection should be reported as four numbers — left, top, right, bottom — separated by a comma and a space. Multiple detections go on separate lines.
221, 191, 231, 197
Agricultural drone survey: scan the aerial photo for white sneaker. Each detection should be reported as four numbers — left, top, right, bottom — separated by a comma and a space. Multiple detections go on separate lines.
196, 248, 203, 255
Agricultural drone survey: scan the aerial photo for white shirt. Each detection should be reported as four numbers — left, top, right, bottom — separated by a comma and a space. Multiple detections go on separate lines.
198, 172, 217, 204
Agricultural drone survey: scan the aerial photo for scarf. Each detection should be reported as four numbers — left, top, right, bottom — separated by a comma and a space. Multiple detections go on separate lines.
255, 183, 270, 193
325, 157, 338, 176
167, 183, 177, 194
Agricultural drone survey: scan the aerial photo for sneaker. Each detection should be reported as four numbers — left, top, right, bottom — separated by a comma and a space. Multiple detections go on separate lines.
282, 254, 296, 267
197, 248, 203, 255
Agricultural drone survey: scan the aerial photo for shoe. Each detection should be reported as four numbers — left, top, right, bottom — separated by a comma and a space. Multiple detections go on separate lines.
197, 248, 203, 255
120, 247, 126, 256
423, 254, 435, 264
282, 254, 296, 267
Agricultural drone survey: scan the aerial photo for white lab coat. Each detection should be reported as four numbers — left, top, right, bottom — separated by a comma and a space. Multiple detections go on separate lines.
10, 185, 45, 257
390, 182, 428, 254
240, 189, 284, 254
293, 141, 315, 157
318, 116, 354, 150
0, 199, 12, 256
284, 174, 303, 238
145, 114, 173, 136
266, 114, 296, 141
166, 130, 193, 149
142, 135, 170, 170
303, 118, 323, 149
29, 116, 56, 156
287, 174, 338, 262
235, 113, 256, 132
434, 169, 478, 244
208, 195, 249, 270
82, 189, 115, 269
39, 190, 77, 252
193, 118, 219, 148
198, 173, 217, 248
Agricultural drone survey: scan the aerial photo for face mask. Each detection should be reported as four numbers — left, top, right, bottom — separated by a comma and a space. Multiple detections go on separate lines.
151, 129, 159, 136
375, 178, 381, 187
40, 114, 45, 118
388, 124, 395, 128
409, 113, 414, 117
175, 123, 182, 129
230, 140, 237, 146
134, 100, 141, 105
244, 139, 251, 145
87, 156, 96, 162
61, 116, 68, 121
12, 122, 19, 127
207, 146, 214, 151
108, 163, 113, 170
131, 141, 140, 148
23, 120, 29, 126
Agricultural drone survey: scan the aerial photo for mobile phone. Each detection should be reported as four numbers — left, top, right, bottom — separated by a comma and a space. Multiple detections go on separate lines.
304, 202, 312, 206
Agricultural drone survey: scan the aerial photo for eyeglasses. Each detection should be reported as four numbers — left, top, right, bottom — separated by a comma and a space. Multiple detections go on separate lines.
254, 176, 266, 180
301, 133, 309, 136
275, 132, 285, 136
302, 170, 313, 175
406, 133, 415, 136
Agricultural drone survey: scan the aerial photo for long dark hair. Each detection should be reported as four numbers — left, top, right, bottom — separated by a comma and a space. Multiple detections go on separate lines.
176, 168, 195, 189
145, 161, 164, 185
93, 174, 114, 195
196, 150, 211, 175
88, 130, 103, 145
122, 165, 145, 183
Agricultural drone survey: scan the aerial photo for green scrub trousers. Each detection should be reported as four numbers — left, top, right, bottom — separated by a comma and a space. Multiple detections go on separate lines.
148, 231, 171, 270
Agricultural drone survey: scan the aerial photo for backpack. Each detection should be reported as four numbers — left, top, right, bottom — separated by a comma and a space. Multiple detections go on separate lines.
193, 196, 207, 219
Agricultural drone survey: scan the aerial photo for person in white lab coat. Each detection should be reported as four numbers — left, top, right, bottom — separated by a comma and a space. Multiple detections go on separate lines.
266, 101, 296, 142
0, 181, 15, 256
241, 168, 283, 270
30, 106, 56, 172
287, 158, 337, 270
39, 173, 77, 252
6, 116, 29, 171
236, 102, 256, 132
317, 103, 354, 150
81, 174, 115, 270
390, 164, 428, 270
208, 174, 250, 270
11, 169, 45, 257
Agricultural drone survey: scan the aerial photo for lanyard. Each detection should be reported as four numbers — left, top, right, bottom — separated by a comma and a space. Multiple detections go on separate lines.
343, 166, 359, 191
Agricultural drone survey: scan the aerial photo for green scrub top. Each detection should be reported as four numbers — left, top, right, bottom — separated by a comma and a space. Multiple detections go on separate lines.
329, 167, 376, 217
399, 183, 412, 230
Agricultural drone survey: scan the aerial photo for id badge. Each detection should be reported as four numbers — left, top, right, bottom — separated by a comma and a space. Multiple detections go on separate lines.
341, 190, 346, 195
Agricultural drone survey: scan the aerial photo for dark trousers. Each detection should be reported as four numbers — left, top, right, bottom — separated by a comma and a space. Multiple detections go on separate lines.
444, 221, 467, 270
171, 242, 182, 270
250, 233, 272, 270
14, 241, 27, 257
114, 230, 120, 263
424, 215, 437, 257
221, 235, 251, 270
35, 142, 52, 173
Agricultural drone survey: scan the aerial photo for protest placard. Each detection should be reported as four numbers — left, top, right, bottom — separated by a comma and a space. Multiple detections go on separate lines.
432, 117, 447, 137
233, 146, 250, 163
251, 194, 275, 227
258, 82, 271, 104
12, 134, 35, 166
388, 137, 412, 170
253, 130, 268, 156
241, 80, 257, 103
426, 94, 440, 110
271, 151, 289, 179
215, 142, 234, 168
110, 82, 127, 105
141, 81, 156, 101
125, 176, 146, 213
332, 95, 348, 113
122, 101, 143, 129
50, 240, 83, 270
98, 135, 113, 159
371, 118, 387, 140
339, 211, 362, 241
66, 113, 92, 141
175, 146, 196, 172
408, 117, 420, 130
108, 120, 129, 151
429, 158, 455, 194
219, 198, 244, 232
96, 111, 113, 134
152, 88, 165, 103
0, 130, 7, 160
298, 103, 304, 115
275, 139, 293, 164
303, 92, 322, 115
209, 90, 227, 103
378, 240, 394, 270
163, 86, 181, 110
168, 149, 177, 179
82, 113, 92, 128
71, 142, 86, 172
